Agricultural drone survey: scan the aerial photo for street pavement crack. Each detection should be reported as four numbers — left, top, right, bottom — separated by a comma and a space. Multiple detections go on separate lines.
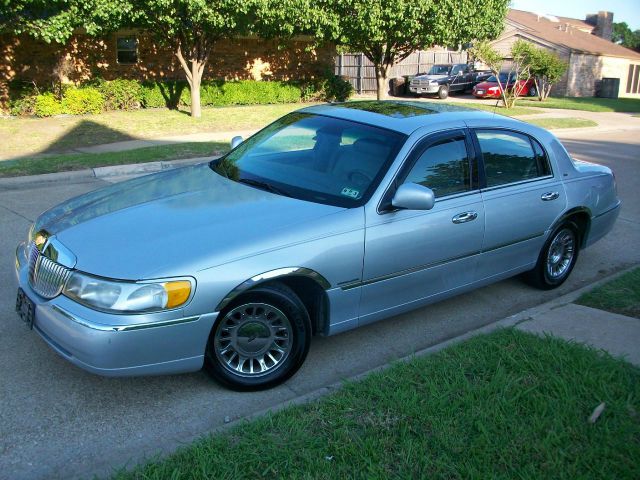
0, 203, 33, 223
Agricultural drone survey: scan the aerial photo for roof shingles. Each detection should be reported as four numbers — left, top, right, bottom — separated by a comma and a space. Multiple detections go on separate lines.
506, 9, 640, 60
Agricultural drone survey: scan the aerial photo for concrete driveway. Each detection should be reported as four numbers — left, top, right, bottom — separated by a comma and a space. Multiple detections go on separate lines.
1, 129, 638, 480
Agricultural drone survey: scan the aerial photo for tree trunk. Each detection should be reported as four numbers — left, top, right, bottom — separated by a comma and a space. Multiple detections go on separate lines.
190, 67, 202, 118
375, 64, 391, 100
175, 43, 208, 118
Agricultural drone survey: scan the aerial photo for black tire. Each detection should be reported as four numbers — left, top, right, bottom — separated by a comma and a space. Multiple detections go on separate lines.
204, 282, 311, 391
523, 222, 580, 290
437, 85, 449, 99
528, 86, 538, 97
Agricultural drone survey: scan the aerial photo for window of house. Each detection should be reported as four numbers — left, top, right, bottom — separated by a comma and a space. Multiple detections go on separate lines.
116, 37, 138, 64
476, 130, 550, 187
627, 64, 640, 94
405, 135, 471, 198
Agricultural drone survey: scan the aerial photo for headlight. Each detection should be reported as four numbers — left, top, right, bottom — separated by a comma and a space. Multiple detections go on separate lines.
430, 80, 439, 84
63, 271, 193, 313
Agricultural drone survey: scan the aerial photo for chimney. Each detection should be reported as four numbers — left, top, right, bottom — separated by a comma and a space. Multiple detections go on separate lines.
585, 11, 614, 41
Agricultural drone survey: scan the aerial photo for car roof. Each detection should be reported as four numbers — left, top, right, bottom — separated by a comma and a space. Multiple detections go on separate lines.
298, 101, 526, 135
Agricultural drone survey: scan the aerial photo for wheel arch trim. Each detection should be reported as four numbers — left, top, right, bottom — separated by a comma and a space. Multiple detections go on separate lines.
552, 206, 592, 248
215, 267, 331, 312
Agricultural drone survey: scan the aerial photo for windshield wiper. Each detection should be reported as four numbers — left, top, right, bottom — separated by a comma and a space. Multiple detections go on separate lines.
237, 178, 292, 198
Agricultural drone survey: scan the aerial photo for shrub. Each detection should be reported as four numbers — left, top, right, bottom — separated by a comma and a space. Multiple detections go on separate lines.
323, 75, 354, 102
34, 93, 64, 117
141, 80, 302, 108
61, 87, 104, 115
10, 95, 38, 116
98, 79, 143, 110
140, 81, 191, 109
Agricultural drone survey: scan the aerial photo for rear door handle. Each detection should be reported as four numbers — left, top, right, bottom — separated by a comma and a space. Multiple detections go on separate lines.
541, 192, 559, 201
452, 211, 478, 224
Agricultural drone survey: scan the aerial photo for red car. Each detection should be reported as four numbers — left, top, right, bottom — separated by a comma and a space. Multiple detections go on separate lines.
473, 73, 537, 98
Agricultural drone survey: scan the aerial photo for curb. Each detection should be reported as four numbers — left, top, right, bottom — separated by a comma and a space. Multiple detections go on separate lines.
0, 156, 217, 187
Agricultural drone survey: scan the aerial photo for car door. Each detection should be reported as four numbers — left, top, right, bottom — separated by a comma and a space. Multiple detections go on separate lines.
358, 129, 485, 326
450, 64, 470, 92
473, 128, 567, 279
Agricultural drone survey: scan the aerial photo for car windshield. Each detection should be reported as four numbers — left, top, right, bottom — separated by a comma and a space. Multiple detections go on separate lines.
210, 113, 406, 208
487, 73, 511, 83
427, 65, 451, 75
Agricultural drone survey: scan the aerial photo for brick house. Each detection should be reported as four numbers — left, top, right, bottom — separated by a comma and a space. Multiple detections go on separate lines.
0, 31, 334, 110
490, 9, 640, 97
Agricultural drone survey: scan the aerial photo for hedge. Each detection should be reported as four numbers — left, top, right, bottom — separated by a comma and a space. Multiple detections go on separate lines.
8, 76, 354, 117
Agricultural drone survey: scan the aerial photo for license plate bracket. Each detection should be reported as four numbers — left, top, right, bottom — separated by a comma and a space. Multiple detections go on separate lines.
16, 288, 35, 330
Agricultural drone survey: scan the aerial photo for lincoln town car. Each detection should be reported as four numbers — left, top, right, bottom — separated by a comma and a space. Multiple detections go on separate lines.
14, 101, 620, 390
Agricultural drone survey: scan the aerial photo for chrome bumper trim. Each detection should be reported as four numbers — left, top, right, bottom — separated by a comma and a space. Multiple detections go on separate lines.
51, 305, 204, 332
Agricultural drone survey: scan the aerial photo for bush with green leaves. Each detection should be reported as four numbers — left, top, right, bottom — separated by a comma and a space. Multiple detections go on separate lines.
323, 75, 354, 102
34, 93, 64, 117
98, 79, 143, 110
61, 87, 104, 115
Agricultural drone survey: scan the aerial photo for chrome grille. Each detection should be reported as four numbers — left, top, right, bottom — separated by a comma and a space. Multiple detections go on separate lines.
27, 243, 72, 299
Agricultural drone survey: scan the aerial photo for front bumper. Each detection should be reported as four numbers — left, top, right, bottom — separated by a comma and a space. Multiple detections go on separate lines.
409, 84, 440, 94
14, 243, 217, 376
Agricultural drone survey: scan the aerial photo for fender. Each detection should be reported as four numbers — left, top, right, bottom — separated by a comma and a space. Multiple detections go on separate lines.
549, 206, 592, 248
215, 267, 331, 312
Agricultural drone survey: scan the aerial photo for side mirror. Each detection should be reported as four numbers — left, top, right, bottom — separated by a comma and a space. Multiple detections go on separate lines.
391, 183, 435, 211
230, 136, 244, 149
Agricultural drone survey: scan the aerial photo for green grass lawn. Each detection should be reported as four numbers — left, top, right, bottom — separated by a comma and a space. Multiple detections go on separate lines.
0, 103, 306, 159
577, 268, 640, 319
518, 96, 640, 113
0, 142, 228, 177
526, 117, 598, 129
114, 329, 639, 480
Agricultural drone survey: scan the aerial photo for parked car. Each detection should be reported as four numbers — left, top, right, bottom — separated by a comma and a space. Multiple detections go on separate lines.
15, 101, 620, 390
409, 63, 481, 99
473, 72, 537, 98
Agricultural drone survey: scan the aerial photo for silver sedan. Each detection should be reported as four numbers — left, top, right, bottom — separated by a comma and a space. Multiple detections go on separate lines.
14, 101, 620, 390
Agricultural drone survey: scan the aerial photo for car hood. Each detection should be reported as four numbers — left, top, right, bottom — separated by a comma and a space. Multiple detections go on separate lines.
414, 74, 448, 81
34, 163, 346, 279
474, 81, 500, 89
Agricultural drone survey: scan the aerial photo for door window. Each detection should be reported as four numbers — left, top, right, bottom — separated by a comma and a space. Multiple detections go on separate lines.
476, 130, 551, 187
405, 135, 471, 198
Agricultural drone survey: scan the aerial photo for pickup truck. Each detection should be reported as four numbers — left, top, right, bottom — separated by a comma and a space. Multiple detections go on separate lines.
409, 63, 488, 99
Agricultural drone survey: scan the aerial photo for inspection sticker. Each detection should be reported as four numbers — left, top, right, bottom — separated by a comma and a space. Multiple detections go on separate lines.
340, 187, 360, 199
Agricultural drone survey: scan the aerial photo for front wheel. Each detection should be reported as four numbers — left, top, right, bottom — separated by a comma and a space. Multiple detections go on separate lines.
523, 222, 579, 290
528, 86, 538, 97
204, 283, 311, 391
437, 85, 449, 99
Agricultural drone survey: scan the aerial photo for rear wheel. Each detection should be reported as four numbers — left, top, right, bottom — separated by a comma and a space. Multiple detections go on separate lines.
437, 85, 449, 99
524, 222, 579, 290
204, 282, 311, 390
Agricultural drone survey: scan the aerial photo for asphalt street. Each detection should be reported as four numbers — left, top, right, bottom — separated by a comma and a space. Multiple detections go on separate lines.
0, 129, 638, 480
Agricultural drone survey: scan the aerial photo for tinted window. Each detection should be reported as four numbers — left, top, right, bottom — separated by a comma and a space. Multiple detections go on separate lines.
405, 136, 471, 198
476, 130, 549, 187
212, 113, 406, 207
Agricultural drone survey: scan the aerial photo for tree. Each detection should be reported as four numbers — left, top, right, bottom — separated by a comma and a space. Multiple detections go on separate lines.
471, 40, 567, 107
612, 22, 640, 52
0, 0, 131, 43
132, 1, 254, 118
315, 0, 509, 100
468, 40, 508, 106
529, 48, 567, 101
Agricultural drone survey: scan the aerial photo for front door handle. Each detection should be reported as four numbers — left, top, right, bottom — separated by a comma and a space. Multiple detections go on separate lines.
541, 192, 560, 201
452, 211, 478, 224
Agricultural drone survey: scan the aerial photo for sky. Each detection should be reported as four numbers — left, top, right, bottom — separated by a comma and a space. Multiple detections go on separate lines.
510, 0, 640, 30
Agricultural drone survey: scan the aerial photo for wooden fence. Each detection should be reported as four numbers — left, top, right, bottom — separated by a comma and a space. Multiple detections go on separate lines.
334, 50, 468, 93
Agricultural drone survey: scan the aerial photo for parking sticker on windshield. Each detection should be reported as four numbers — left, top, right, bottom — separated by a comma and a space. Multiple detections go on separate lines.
341, 187, 360, 199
